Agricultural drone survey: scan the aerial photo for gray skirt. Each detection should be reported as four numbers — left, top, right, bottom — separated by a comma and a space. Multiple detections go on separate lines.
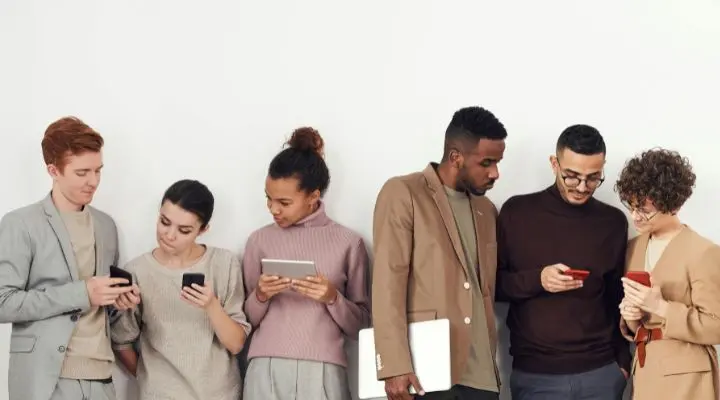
243, 357, 351, 400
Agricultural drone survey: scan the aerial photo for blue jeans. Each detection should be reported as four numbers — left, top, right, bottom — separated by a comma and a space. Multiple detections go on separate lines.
510, 362, 627, 400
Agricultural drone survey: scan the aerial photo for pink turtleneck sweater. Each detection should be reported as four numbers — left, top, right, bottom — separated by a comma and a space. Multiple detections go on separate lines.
242, 204, 371, 367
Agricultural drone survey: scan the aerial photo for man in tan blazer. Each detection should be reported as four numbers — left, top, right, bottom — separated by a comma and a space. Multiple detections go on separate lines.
372, 106, 507, 400
616, 148, 720, 400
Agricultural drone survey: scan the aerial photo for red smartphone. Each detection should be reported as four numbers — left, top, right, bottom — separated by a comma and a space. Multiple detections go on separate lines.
625, 271, 651, 286
564, 269, 590, 281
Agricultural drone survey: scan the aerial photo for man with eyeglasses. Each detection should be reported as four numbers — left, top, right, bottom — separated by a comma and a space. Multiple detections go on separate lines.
495, 125, 630, 400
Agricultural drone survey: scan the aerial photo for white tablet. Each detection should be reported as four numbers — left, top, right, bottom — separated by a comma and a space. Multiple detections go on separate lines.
260, 258, 317, 279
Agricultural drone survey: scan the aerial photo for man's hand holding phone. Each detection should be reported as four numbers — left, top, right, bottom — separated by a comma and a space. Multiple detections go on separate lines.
541, 264, 585, 293
86, 276, 134, 307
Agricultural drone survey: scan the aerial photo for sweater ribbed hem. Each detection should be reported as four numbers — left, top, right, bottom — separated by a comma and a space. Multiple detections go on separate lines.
59, 356, 113, 380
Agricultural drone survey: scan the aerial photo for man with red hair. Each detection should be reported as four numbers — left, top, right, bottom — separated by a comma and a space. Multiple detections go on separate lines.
0, 116, 140, 400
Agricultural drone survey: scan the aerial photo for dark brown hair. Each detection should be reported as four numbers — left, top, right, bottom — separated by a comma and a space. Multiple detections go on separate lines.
41, 116, 104, 172
268, 127, 330, 195
614, 148, 696, 213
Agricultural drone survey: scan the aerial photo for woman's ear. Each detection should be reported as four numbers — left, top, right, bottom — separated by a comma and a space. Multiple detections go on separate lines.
199, 224, 210, 236
308, 190, 321, 208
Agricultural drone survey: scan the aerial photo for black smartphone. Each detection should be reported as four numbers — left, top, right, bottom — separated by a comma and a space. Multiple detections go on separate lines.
109, 266, 132, 287
182, 273, 205, 288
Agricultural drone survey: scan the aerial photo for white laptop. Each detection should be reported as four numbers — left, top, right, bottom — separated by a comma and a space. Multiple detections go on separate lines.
357, 318, 452, 399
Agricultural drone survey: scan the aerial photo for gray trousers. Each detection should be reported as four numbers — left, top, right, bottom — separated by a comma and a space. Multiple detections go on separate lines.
510, 362, 627, 400
243, 357, 351, 400
50, 378, 116, 400
418, 385, 499, 399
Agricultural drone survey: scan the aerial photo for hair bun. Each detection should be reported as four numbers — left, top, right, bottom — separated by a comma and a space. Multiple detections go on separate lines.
287, 127, 324, 157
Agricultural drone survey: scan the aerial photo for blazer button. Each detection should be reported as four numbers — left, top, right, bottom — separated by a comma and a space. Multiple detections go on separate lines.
464, 317, 471, 324
463, 282, 470, 289
70, 314, 79, 322
58, 345, 66, 353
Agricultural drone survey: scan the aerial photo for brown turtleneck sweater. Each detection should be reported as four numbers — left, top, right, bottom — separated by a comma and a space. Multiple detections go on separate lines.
495, 184, 631, 374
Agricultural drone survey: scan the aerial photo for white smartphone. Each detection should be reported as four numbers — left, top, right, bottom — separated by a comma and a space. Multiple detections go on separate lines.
260, 258, 317, 279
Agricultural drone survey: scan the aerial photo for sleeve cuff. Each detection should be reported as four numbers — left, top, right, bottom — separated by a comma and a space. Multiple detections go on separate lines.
232, 316, 253, 335
245, 289, 270, 322
112, 342, 135, 351
67, 280, 92, 312
659, 300, 683, 339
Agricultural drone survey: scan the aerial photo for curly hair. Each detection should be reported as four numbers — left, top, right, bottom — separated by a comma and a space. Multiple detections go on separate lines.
614, 148, 696, 213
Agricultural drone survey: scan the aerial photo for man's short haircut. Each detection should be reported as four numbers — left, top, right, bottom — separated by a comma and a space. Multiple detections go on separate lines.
556, 124, 606, 156
443, 106, 507, 160
41, 116, 104, 172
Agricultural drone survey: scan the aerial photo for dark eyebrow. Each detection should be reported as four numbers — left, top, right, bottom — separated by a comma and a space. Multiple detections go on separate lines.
265, 192, 292, 202
160, 213, 194, 229
563, 168, 601, 177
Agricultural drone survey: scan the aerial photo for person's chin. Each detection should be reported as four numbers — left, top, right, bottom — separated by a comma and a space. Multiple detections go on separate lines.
77, 192, 95, 205
567, 193, 590, 204
634, 224, 651, 234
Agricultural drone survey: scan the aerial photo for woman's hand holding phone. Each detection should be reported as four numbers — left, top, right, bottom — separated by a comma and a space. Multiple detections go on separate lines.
181, 281, 217, 310
621, 273, 669, 318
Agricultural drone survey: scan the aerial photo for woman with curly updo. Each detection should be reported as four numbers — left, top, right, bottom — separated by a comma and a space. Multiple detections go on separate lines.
614, 148, 720, 399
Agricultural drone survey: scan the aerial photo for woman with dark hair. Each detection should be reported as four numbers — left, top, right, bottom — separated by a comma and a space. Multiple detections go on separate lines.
111, 179, 250, 400
614, 148, 720, 400
242, 127, 371, 400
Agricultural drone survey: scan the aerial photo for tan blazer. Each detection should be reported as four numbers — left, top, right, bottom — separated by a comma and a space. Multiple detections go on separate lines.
371, 163, 499, 385
620, 226, 720, 400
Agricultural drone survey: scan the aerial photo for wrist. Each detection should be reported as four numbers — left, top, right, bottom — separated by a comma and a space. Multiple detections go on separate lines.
654, 299, 669, 318
325, 290, 338, 305
206, 299, 223, 315
255, 289, 268, 303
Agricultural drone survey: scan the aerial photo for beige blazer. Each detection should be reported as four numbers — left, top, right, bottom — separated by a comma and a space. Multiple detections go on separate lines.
620, 226, 720, 400
371, 163, 499, 385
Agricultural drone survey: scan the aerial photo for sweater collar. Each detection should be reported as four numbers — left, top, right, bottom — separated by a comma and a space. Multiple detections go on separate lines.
291, 201, 331, 228
541, 183, 596, 217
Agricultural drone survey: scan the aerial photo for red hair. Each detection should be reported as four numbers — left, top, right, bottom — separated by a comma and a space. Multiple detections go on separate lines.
41, 116, 104, 171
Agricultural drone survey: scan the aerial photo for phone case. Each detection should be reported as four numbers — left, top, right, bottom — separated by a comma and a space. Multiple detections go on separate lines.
109, 266, 132, 287
625, 271, 651, 286
182, 273, 205, 288
564, 269, 590, 281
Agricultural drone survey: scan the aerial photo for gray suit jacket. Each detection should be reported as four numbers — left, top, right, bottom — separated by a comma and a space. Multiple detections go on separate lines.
0, 194, 120, 400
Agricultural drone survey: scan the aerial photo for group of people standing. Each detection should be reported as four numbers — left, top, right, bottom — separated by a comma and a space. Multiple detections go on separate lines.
0, 107, 717, 400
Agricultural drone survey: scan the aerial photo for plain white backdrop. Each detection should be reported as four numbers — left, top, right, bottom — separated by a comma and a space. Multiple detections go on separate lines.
1, 1, 719, 399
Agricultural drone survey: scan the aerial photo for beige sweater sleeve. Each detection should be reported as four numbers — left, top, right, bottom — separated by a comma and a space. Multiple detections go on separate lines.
223, 254, 251, 335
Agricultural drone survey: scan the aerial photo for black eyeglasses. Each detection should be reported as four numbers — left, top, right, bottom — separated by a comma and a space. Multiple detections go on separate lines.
620, 200, 659, 221
557, 162, 605, 189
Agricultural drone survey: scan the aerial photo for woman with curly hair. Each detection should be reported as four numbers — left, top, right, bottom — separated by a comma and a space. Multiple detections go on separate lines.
614, 148, 720, 399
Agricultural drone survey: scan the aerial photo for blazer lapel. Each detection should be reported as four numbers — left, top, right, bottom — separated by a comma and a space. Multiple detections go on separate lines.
42, 194, 80, 281
471, 199, 489, 289
423, 164, 469, 275
646, 226, 692, 281
89, 208, 104, 275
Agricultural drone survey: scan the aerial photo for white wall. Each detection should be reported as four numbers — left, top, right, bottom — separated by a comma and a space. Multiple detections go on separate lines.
1, 1, 719, 399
